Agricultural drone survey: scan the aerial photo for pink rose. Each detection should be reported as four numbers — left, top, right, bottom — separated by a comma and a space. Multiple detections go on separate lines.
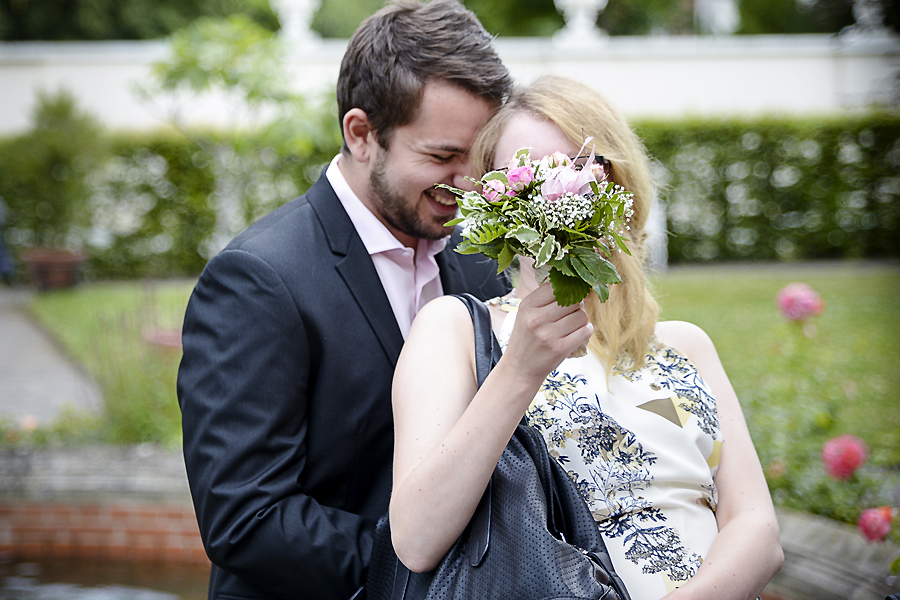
775, 283, 824, 321
820, 434, 868, 480
858, 507, 894, 543
506, 165, 534, 191
483, 178, 507, 202
552, 152, 572, 167
590, 161, 609, 182
507, 151, 529, 171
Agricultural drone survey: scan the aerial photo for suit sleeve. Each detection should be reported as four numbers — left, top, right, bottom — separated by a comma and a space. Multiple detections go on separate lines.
177, 248, 373, 600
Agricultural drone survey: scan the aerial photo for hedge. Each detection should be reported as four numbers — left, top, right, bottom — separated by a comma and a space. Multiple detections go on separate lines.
635, 113, 900, 262
0, 112, 897, 280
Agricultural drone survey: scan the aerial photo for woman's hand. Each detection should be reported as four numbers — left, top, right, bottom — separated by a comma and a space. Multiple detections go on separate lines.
500, 283, 593, 391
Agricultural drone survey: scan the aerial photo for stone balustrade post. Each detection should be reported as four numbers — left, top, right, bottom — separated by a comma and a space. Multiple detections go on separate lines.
269, 0, 321, 47
553, 0, 608, 45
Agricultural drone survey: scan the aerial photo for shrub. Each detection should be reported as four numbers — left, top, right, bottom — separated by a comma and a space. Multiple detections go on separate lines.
0, 89, 106, 249
635, 113, 900, 263
2, 112, 898, 279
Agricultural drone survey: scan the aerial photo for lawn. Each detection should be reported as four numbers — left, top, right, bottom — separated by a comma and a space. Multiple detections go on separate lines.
13, 260, 900, 530
652, 261, 900, 464
651, 261, 900, 531
23, 278, 196, 447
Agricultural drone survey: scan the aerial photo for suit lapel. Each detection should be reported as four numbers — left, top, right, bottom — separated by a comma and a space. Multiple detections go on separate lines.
306, 174, 405, 366
436, 239, 465, 295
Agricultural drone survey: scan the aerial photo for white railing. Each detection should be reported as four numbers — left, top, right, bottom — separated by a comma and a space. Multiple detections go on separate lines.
0, 29, 898, 135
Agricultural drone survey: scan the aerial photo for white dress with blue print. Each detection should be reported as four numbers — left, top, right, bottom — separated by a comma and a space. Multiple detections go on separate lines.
492, 298, 724, 600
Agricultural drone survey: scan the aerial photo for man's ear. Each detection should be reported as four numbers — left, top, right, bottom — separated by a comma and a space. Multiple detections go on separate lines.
343, 108, 377, 163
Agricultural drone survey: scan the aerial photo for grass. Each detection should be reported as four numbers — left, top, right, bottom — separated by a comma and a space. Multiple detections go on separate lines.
651, 261, 900, 534
7, 261, 900, 530
651, 261, 900, 465
19, 278, 196, 448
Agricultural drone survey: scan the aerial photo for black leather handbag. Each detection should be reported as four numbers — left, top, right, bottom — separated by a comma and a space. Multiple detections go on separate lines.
367, 293, 631, 600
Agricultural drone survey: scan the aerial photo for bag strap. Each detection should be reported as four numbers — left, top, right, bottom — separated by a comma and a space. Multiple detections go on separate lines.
451, 294, 500, 567
453, 293, 501, 387
453, 295, 570, 540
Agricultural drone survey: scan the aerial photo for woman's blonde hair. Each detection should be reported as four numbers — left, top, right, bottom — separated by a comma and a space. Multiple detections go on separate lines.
472, 75, 660, 371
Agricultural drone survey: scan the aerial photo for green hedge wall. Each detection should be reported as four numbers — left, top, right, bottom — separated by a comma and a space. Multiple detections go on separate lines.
635, 113, 900, 262
1, 113, 898, 280
0, 126, 340, 280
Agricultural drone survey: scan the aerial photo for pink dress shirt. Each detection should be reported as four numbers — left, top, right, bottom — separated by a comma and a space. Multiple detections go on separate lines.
326, 155, 446, 339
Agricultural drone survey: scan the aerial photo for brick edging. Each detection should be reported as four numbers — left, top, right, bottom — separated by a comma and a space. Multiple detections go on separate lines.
0, 502, 209, 563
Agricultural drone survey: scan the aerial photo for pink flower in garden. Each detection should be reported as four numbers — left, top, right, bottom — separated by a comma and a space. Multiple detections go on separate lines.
506, 165, 534, 191
19, 415, 39, 432
775, 283, 825, 321
483, 178, 508, 202
857, 506, 894, 543
820, 434, 868, 480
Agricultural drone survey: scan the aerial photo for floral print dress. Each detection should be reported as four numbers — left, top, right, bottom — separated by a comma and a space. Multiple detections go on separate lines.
493, 298, 723, 600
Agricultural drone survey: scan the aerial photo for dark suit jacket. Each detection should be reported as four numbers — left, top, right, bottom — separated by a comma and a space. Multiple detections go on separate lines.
177, 172, 509, 600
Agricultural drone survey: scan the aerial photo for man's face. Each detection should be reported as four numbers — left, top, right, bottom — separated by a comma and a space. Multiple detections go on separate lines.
364, 81, 493, 249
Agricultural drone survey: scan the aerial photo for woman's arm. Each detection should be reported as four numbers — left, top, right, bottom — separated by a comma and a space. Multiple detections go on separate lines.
656, 321, 784, 600
390, 285, 591, 572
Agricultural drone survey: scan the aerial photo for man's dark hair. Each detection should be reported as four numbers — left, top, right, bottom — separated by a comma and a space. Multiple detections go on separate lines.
336, 0, 512, 151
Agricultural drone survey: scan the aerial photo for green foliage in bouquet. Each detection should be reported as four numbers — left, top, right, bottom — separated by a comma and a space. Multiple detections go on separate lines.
444, 148, 634, 306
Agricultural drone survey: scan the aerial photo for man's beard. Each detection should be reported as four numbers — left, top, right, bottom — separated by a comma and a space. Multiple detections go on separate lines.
369, 152, 451, 242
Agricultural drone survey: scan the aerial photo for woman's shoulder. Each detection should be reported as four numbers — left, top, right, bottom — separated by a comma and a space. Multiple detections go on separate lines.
409, 295, 476, 339
654, 320, 719, 368
401, 295, 477, 379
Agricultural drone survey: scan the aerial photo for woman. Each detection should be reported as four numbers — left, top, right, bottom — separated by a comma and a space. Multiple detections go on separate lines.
389, 75, 783, 599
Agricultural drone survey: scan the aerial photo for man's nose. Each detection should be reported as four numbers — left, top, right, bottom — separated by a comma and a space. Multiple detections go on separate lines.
452, 162, 476, 192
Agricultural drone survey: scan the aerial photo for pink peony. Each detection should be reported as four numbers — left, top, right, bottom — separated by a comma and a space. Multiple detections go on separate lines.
540, 165, 596, 202
820, 434, 868, 480
506, 165, 534, 191
483, 178, 507, 202
775, 283, 825, 321
858, 507, 894, 543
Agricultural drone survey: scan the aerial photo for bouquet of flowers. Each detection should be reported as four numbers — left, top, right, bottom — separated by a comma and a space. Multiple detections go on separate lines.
443, 143, 635, 306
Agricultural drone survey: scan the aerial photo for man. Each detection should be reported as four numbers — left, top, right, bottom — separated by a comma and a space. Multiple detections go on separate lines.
176, 1, 512, 599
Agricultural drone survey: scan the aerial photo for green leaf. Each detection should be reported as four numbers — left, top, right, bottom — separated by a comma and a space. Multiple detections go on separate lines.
467, 218, 508, 245
475, 239, 506, 260
436, 183, 465, 197
610, 230, 632, 255
508, 225, 540, 245
482, 171, 509, 185
548, 269, 591, 307
570, 248, 601, 286
497, 242, 516, 273
592, 281, 610, 303
445, 217, 464, 227
596, 258, 622, 285
455, 243, 485, 255
536, 236, 558, 267
548, 256, 579, 279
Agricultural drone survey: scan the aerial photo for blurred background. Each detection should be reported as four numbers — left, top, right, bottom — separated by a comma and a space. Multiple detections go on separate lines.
0, 1, 898, 599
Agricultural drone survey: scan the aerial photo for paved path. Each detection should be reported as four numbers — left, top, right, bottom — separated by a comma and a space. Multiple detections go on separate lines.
0, 285, 102, 427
